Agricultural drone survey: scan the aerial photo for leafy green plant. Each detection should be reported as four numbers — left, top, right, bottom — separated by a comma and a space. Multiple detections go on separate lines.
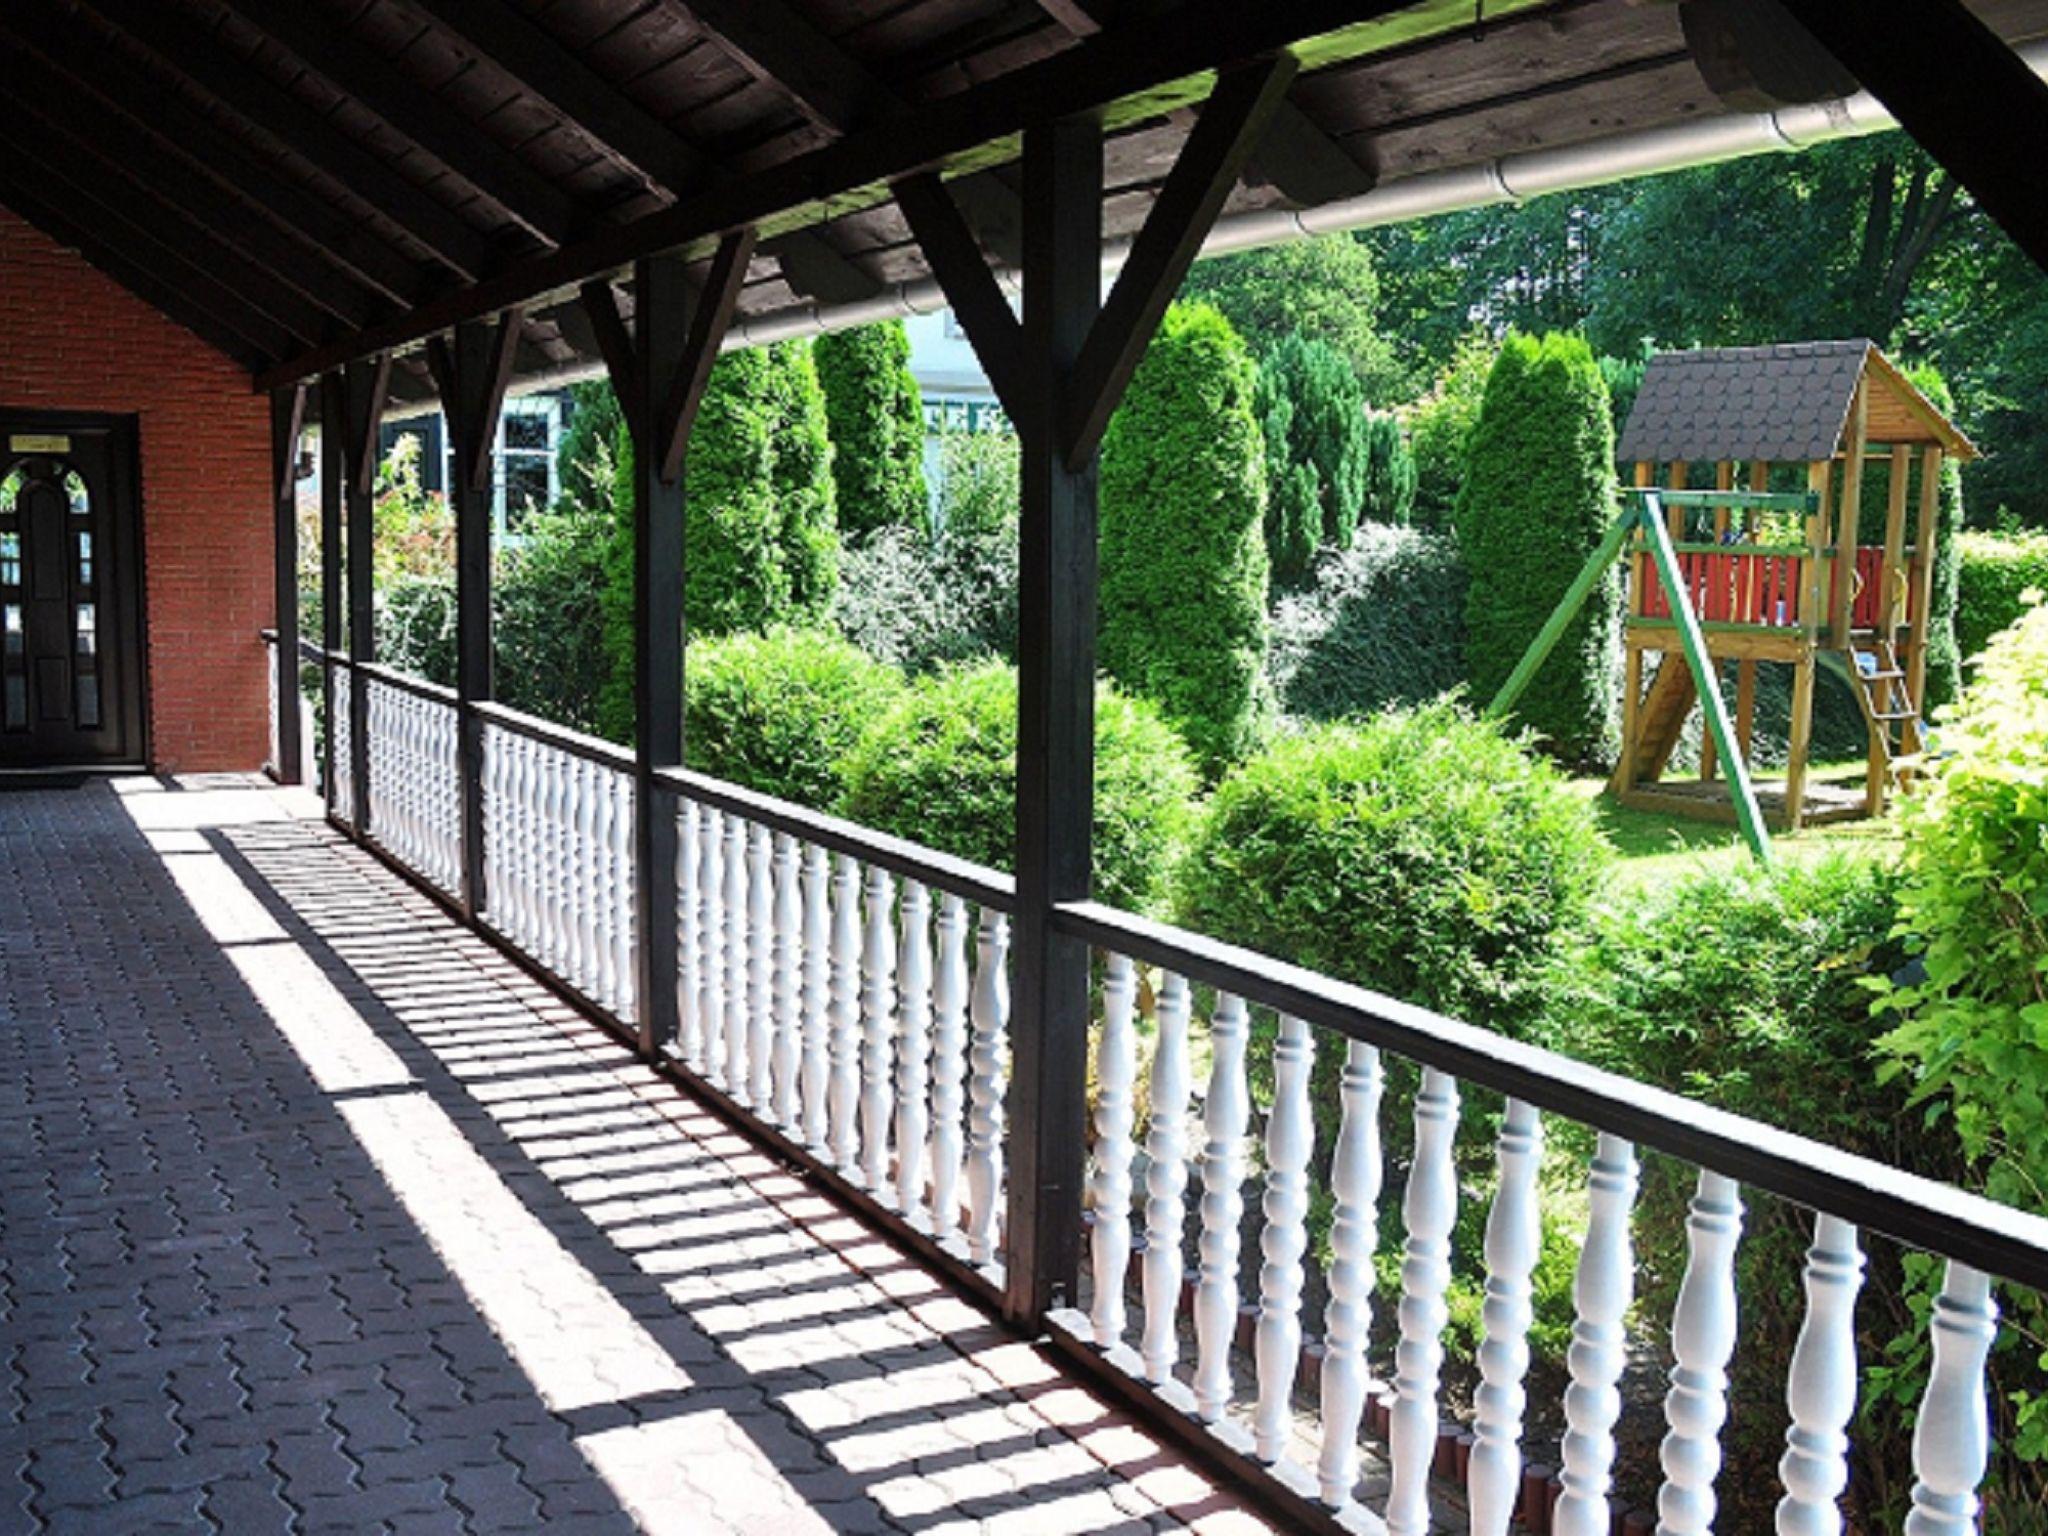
493, 501, 616, 734
1179, 235, 1403, 395
377, 575, 456, 686
1402, 333, 1494, 533
1360, 409, 1416, 527
1266, 524, 1467, 722
841, 660, 1199, 913
1264, 334, 1370, 550
814, 320, 929, 542
1255, 359, 1321, 588
1100, 302, 1271, 773
1956, 529, 2048, 669
683, 628, 905, 811
1455, 330, 1623, 768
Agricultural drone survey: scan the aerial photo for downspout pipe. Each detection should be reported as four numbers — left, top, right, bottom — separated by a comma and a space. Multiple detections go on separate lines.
390, 38, 2048, 413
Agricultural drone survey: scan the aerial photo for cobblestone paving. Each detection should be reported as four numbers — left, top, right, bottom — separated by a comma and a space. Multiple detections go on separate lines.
0, 777, 1277, 1535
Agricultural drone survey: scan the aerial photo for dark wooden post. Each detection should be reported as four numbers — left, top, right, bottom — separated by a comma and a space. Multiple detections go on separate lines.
318, 373, 345, 814
269, 383, 306, 784
342, 354, 391, 837
1005, 114, 1105, 1325
428, 313, 521, 923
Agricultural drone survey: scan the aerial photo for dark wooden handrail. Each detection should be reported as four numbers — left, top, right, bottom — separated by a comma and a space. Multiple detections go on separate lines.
355, 660, 460, 709
658, 767, 1016, 912
1054, 898, 2048, 1293
471, 699, 636, 774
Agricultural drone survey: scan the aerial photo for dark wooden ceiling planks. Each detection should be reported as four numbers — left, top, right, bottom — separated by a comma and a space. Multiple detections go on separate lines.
2, 0, 2044, 387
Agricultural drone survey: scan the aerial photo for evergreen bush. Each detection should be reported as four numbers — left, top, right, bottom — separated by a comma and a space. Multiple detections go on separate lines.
763, 339, 840, 621
1099, 302, 1271, 772
1255, 359, 1320, 588
1360, 409, 1416, 526
1266, 333, 1370, 548
684, 628, 905, 812
841, 660, 1199, 913
1455, 331, 1622, 767
814, 321, 929, 542
1266, 525, 1467, 722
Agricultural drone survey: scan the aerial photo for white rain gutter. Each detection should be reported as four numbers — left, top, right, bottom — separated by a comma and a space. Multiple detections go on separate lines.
393, 37, 2048, 414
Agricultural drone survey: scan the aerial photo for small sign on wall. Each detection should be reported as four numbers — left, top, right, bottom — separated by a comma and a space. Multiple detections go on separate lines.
9, 435, 71, 455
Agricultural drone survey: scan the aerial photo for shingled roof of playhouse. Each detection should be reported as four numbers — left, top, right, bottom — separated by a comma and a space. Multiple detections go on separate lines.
1617, 340, 1976, 465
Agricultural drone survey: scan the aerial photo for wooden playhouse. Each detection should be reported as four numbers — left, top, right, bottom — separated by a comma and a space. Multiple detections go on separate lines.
1611, 340, 1975, 831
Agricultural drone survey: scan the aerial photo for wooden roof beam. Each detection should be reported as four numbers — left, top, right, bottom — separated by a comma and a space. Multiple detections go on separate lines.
7, 0, 428, 308
83, 0, 495, 280
401, 0, 706, 192
213, 0, 584, 248
660, 0, 894, 134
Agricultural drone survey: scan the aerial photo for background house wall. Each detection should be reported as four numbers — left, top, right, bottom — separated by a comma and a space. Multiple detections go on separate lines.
0, 209, 270, 772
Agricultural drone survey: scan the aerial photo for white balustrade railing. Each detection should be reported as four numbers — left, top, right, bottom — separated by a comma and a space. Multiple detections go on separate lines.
329, 664, 354, 825
263, 632, 282, 777
479, 714, 637, 1022
364, 671, 461, 897
660, 771, 1014, 1273
1061, 914, 2039, 1536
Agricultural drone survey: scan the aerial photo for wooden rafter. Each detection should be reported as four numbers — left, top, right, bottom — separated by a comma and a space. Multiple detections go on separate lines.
662, 0, 892, 134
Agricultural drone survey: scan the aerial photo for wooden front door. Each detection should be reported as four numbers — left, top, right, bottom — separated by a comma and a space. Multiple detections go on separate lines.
0, 414, 146, 767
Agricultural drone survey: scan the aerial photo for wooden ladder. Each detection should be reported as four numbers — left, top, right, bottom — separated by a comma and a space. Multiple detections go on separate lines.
1848, 638, 1921, 783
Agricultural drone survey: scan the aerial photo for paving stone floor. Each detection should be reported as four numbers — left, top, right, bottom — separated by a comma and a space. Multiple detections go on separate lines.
0, 776, 1278, 1535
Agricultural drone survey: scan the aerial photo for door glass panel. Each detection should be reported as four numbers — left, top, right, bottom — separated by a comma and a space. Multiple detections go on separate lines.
0, 531, 17, 586
76, 530, 91, 587
3, 604, 19, 654
3, 606, 22, 731
75, 603, 95, 655
64, 470, 88, 516
0, 470, 20, 515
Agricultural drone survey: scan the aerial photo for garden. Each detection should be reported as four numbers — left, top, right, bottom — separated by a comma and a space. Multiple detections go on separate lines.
324, 132, 2048, 1530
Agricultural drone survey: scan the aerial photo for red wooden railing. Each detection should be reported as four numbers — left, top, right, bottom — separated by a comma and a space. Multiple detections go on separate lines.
1640, 548, 1807, 628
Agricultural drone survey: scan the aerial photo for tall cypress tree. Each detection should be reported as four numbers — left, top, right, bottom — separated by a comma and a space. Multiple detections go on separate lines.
814, 320, 929, 542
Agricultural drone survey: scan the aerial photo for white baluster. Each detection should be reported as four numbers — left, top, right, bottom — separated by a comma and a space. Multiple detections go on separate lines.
508, 732, 530, 941
770, 832, 802, 1130
1656, 1170, 1743, 1536
964, 910, 1009, 1266
722, 813, 750, 1103
1556, 1134, 1639, 1536
1387, 1067, 1460, 1536
675, 800, 699, 1064
859, 866, 897, 1193
1089, 952, 1140, 1349
577, 756, 603, 995
1469, 1098, 1544, 1536
826, 853, 863, 1173
588, 759, 614, 1003
1317, 1041, 1384, 1509
1254, 1013, 1315, 1463
799, 844, 832, 1150
611, 770, 634, 1018
1776, 1215, 1865, 1536
928, 893, 969, 1240
894, 880, 932, 1219
1193, 992, 1250, 1423
1905, 1263, 1997, 1536
1141, 972, 1193, 1386
747, 822, 775, 1109
546, 749, 570, 973
696, 807, 726, 1085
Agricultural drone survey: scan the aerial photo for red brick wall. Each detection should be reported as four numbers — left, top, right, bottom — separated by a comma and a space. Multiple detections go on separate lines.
0, 209, 271, 771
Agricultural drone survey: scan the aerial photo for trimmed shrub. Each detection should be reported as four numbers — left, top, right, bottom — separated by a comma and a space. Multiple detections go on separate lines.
841, 660, 1199, 913
1179, 703, 1608, 1029
1955, 529, 2048, 668
1100, 302, 1271, 772
763, 339, 840, 621
814, 321, 928, 542
1402, 333, 1494, 532
1455, 331, 1622, 768
683, 628, 905, 811
1360, 410, 1416, 527
1266, 333, 1370, 548
1255, 359, 1321, 588
1266, 525, 1467, 722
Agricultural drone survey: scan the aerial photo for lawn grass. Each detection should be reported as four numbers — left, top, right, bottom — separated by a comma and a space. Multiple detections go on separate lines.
1572, 761, 1904, 892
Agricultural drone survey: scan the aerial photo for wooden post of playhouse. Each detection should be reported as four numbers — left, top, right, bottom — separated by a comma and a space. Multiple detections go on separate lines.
1830, 381, 1868, 647
1617, 461, 1657, 796
1905, 446, 1945, 754
1868, 442, 1915, 815
1787, 458, 1833, 832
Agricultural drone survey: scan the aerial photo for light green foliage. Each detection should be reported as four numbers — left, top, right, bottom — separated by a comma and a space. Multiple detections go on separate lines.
1265, 335, 1369, 549
1180, 235, 1402, 394
813, 321, 928, 542
1266, 525, 1467, 723
833, 427, 1018, 672
683, 628, 905, 811
1456, 331, 1622, 767
1254, 360, 1320, 588
1360, 410, 1416, 526
1100, 303, 1271, 773
1401, 334, 1495, 532
1955, 529, 2048, 668
1179, 703, 1609, 1028
841, 661, 1200, 913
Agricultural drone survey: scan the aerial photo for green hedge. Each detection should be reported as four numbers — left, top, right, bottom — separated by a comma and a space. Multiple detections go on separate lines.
683, 628, 905, 812
814, 321, 929, 542
1266, 524, 1467, 722
1456, 331, 1622, 767
841, 660, 1199, 913
1955, 529, 2048, 670
1100, 302, 1271, 773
